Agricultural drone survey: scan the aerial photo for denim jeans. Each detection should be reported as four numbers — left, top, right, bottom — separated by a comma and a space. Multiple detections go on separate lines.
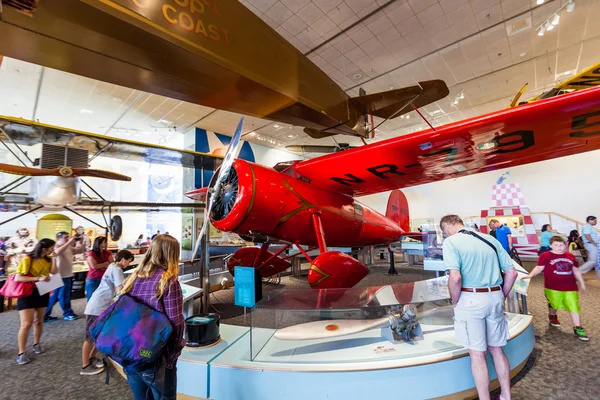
126, 363, 177, 400
85, 278, 101, 301
45, 277, 74, 318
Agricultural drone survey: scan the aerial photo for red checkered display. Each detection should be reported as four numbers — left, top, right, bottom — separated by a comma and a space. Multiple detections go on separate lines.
491, 183, 525, 207
479, 183, 540, 250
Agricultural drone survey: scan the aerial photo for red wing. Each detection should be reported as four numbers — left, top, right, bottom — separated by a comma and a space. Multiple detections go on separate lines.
294, 86, 600, 197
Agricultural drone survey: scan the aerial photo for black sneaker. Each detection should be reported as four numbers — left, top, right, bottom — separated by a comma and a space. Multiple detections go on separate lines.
43, 316, 58, 323
80, 363, 105, 376
574, 326, 590, 342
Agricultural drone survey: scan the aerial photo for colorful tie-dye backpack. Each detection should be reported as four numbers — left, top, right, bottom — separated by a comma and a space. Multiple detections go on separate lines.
89, 293, 173, 372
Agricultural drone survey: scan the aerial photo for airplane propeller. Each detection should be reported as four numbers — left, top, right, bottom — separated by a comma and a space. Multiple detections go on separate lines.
193, 117, 244, 250
0, 163, 132, 181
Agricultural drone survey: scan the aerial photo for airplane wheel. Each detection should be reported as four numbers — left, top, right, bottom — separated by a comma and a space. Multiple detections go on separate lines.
110, 215, 123, 241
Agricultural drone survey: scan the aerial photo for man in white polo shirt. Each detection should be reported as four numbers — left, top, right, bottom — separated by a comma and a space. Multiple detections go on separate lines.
441, 215, 518, 400
579, 216, 598, 277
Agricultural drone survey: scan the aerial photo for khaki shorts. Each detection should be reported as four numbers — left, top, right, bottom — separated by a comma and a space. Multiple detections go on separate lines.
453, 290, 509, 352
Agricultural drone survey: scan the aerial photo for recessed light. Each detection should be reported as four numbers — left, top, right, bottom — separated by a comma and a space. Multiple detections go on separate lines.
273, 124, 280, 128
353, 73, 363, 79
389, 86, 394, 89
80, 108, 94, 115
519, 52, 527, 57
452, 164, 467, 172
287, 134, 295, 138
111, 97, 123, 103
158, 119, 172, 125
536, 0, 544, 4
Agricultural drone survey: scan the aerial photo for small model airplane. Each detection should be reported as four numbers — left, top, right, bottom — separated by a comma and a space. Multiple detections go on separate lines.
509, 61, 600, 107
188, 84, 600, 289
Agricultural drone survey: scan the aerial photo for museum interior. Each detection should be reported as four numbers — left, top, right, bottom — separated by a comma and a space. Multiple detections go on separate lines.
1, 0, 600, 399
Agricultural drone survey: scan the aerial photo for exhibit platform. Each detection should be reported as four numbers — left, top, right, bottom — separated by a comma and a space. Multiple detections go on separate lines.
175, 313, 534, 400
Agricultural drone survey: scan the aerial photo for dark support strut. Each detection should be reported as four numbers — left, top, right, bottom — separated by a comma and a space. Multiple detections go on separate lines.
387, 246, 398, 275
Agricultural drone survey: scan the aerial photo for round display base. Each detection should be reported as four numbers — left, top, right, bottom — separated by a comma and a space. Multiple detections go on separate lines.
186, 336, 222, 349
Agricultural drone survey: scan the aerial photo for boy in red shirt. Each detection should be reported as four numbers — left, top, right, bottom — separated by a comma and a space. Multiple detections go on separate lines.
521, 236, 589, 341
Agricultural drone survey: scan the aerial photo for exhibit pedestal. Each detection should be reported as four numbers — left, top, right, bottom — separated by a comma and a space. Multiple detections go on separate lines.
172, 314, 533, 400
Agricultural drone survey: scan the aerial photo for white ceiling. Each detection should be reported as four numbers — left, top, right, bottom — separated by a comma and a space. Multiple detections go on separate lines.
0, 0, 599, 157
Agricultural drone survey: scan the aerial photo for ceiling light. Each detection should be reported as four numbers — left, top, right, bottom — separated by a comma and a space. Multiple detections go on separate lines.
552, 14, 560, 25
273, 124, 280, 128
460, 93, 465, 99
389, 86, 394, 90
519, 52, 527, 57
453, 99, 459, 105
538, 26, 545, 36
158, 119, 172, 125
111, 97, 123, 103
406, 114, 410, 119
353, 73, 363, 79
80, 108, 94, 115
567, 1, 575, 12
536, 0, 544, 4
287, 134, 295, 138
546, 21, 554, 31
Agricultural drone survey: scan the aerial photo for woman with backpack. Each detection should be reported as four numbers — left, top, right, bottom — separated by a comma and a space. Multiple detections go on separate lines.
119, 234, 184, 400
14, 238, 57, 365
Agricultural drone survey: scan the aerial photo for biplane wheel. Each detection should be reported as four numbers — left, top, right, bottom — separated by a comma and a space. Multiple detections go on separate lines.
110, 215, 123, 241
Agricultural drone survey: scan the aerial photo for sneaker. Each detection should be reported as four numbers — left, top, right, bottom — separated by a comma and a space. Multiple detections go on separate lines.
549, 314, 560, 327
16, 353, 31, 365
43, 316, 58, 323
63, 314, 80, 321
33, 343, 44, 354
90, 357, 105, 368
80, 363, 105, 376
574, 326, 590, 342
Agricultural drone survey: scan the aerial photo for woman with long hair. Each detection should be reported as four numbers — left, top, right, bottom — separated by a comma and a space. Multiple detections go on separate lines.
121, 234, 184, 400
15, 238, 57, 364
85, 236, 114, 301
538, 224, 553, 255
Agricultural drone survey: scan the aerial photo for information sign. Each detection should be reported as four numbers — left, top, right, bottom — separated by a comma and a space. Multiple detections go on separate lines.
234, 266, 256, 308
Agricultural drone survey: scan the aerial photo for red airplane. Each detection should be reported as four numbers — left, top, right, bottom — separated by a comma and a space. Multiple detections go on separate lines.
187, 85, 600, 289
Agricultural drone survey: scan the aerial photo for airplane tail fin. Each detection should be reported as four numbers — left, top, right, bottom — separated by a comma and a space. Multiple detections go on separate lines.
351, 80, 449, 121
386, 189, 410, 233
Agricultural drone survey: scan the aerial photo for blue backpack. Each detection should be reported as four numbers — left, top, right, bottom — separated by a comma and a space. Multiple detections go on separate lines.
89, 293, 173, 372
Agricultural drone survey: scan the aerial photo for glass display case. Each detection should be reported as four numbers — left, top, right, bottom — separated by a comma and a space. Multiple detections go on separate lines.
249, 277, 459, 363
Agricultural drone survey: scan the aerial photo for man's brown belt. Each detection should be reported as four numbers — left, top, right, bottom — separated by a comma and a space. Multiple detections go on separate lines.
461, 286, 502, 293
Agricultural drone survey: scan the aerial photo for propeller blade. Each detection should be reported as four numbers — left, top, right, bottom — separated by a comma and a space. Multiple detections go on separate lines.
193, 117, 244, 253
274, 316, 389, 341
0, 163, 60, 177
509, 83, 528, 108
71, 168, 132, 181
